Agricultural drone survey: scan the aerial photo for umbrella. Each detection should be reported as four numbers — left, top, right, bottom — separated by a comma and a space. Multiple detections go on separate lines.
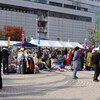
13, 42, 37, 47
82, 44, 93, 50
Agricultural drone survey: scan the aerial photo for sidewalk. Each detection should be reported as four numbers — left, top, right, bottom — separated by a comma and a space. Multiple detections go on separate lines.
0, 71, 100, 100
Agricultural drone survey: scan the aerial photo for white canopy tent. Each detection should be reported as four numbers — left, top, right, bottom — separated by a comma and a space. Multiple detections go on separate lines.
30, 39, 51, 47
0, 40, 21, 46
58, 41, 74, 48
68, 42, 84, 49
0, 40, 8, 46
47, 40, 63, 48
30, 39, 83, 48
93, 47, 99, 51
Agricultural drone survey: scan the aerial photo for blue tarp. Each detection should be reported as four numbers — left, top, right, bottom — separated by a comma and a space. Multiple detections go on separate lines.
13, 42, 37, 47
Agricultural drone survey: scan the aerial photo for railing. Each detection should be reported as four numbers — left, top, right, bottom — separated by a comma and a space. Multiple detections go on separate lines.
37, 27, 47, 32
37, 16, 48, 21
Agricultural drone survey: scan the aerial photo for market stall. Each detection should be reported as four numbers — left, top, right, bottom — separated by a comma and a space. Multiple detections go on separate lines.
12, 42, 37, 74
30, 39, 83, 48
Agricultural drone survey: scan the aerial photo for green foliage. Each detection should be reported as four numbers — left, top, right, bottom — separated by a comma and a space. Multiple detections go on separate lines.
88, 28, 99, 47
0, 29, 5, 39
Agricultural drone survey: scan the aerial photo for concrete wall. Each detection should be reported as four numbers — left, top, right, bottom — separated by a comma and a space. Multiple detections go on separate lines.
48, 16, 95, 43
0, 10, 37, 39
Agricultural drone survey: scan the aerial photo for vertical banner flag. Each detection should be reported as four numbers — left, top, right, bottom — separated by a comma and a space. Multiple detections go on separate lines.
98, 14, 100, 38
95, 13, 98, 38
8, 37, 10, 46
22, 33, 25, 44
38, 34, 40, 44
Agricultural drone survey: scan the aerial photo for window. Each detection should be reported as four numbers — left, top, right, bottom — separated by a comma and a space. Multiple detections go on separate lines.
49, 2, 62, 7
64, 4, 75, 9
0, 3, 37, 14
49, 11, 92, 22
25, 0, 47, 4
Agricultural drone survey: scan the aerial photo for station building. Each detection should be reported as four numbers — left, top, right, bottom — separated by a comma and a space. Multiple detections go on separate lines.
0, 0, 100, 43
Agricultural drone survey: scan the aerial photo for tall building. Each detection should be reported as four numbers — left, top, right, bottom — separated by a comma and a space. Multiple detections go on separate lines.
0, 0, 100, 43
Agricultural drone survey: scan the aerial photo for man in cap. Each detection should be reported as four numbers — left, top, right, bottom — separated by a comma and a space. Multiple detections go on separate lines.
92, 46, 100, 82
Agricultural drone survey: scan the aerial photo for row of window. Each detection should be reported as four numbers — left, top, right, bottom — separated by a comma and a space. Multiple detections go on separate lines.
49, 12, 92, 22
0, 3, 91, 23
24, 0, 88, 12
0, 3, 37, 14
49, 1, 88, 11
24, 0, 47, 4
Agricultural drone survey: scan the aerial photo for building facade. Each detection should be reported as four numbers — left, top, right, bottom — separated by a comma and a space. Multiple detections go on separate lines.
0, 0, 100, 43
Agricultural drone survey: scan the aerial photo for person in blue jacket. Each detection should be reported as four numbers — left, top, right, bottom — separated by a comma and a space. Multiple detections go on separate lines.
72, 47, 81, 79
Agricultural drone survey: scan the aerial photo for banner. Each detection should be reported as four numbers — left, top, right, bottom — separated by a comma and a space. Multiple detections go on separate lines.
95, 13, 98, 38
98, 14, 100, 38
8, 37, 10, 46
22, 33, 25, 44
38, 34, 40, 44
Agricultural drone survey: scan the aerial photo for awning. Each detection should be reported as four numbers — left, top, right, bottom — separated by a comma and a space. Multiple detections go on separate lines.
58, 41, 74, 48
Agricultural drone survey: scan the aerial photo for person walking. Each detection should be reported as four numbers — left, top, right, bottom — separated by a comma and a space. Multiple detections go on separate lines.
92, 50, 100, 82
72, 47, 81, 79
86, 50, 93, 70
0, 48, 2, 89
36, 47, 42, 62
2, 48, 10, 74
43, 47, 49, 62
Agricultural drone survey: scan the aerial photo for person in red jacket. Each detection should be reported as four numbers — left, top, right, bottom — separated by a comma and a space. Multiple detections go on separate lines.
67, 49, 72, 65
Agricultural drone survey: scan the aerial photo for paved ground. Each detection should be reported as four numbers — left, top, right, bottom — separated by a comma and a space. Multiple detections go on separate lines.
0, 71, 100, 100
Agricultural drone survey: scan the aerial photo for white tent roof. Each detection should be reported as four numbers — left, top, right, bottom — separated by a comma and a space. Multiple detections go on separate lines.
30, 39, 38, 46
93, 47, 99, 51
47, 40, 63, 48
30, 39, 83, 48
0, 40, 8, 46
0, 40, 21, 46
58, 41, 74, 48
30, 39, 51, 47
69, 42, 84, 49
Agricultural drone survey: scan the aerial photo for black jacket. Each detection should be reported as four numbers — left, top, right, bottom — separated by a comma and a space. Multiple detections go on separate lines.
2, 49, 10, 59
92, 52, 100, 66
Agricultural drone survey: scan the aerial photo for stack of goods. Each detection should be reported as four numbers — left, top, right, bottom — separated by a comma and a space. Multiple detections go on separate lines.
18, 54, 35, 74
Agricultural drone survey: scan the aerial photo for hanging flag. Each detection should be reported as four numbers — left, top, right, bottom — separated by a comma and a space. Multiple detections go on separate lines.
38, 34, 40, 44
22, 33, 25, 44
95, 13, 98, 38
8, 37, 10, 46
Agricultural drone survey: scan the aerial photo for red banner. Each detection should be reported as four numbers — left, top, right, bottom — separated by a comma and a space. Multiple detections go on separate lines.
22, 33, 25, 44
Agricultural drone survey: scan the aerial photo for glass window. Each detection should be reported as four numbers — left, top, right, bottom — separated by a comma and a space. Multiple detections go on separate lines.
49, 2, 62, 7
49, 11, 92, 22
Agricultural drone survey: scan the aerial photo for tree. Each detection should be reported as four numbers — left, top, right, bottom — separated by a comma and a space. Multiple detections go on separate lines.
0, 29, 4, 39
3, 25, 24, 41
88, 28, 99, 47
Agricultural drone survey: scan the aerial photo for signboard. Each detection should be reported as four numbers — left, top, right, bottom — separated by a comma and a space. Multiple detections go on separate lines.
22, 33, 25, 44
95, 13, 98, 38
98, 14, 100, 38
8, 37, 10, 46
38, 34, 40, 44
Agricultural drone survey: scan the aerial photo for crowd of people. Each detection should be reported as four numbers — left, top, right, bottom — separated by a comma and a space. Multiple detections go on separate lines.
35, 47, 100, 81
0, 46, 100, 89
